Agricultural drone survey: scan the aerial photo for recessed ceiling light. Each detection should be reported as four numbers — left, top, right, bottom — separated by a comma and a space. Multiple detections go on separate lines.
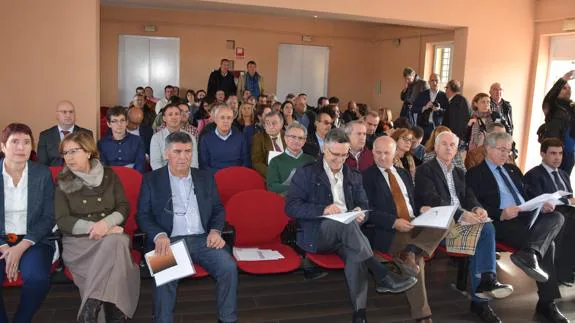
313, 15, 319, 18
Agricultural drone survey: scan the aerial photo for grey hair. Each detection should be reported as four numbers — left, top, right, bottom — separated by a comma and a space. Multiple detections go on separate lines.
212, 103, 233, 119
434, 131, 459, 150
344, 120, 366, 135
485, 132, 513, 148
285, 121, 307, 137
165, 131, 192, 150
486, 122, 506, 133
263, 111, 284, 124
324, 128, 350, 148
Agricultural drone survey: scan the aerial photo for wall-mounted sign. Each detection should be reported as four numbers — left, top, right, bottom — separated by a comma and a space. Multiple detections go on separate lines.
235, 47, 245, 59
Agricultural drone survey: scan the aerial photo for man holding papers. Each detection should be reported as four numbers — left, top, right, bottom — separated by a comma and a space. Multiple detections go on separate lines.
467, 132, 567, 323
251, 111, 286, 178
286, 128, 417, 323
524, 138, 575, 286
363, 136, 448, 323
137, 132, 238, 323
416, 131, 512, 323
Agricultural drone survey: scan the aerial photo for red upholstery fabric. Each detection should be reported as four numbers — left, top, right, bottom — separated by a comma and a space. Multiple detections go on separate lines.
193, 265, 209, 278
496, 242, 518, 253
214, 167, 265, 206
109, 167, 141, 237
373, 250, 394, 262
306, 253, 345, 269
225, 190, 300, 274
3, 261, 60, 288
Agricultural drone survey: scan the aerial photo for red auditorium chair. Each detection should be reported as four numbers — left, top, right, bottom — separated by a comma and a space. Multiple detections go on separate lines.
436, 244, 470, 291
225, 190, 300, 274
214, 166, 265, 206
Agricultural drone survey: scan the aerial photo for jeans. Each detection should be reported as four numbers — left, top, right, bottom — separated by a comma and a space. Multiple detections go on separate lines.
469, 222, 497, 303
0, 242, 54, 323
152, 234, 238, 323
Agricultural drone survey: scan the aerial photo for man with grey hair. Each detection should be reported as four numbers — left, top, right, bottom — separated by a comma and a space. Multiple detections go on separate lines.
417, 131, 512, 323
251, 111, 286, 177
138, 131, 238, 323
467, 132, 567, 323
199, 104, 249, 173
286, 128, 417, 323
344, 120, 374, 172
489, 83, 513, 135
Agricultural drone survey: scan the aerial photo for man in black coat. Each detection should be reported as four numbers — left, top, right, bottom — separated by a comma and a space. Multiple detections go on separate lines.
524, 138, 575, 285
207, 59, 237, 101
467, 132, 567, 323
413, 73, 450, 143
400, 67, 429, 126
442, 79, 470, 145
489, 83, 514, 135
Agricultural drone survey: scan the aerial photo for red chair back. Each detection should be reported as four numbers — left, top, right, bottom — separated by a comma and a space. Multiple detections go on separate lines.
110, 166, 142, 237
214, 166, 265, 206
225, 189, 288, 246
49, 166, 63, 182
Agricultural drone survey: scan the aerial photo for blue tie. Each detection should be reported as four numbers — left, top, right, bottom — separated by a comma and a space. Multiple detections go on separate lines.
496, 166, 522, 206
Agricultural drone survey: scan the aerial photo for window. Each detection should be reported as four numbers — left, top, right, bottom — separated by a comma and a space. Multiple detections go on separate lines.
433, 43, 453, 85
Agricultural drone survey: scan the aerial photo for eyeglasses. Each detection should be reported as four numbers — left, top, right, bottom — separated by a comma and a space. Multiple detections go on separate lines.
327, 147, 349, 159
285, 134, 307, 141
61, 147, 84, 157
400, 136, 414, 142
494, 147, 512, 154
265, 120, 282, 127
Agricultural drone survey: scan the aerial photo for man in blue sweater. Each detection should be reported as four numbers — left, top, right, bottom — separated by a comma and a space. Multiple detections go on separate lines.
199, 103, 250, 173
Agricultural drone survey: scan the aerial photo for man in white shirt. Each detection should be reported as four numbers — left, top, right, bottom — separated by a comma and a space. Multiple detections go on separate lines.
155, 85, 175, 114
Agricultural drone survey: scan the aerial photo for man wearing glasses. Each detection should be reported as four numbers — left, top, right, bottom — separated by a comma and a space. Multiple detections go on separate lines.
286, 128, 417, 323
97, 106, 146, 173
251, 111, 286, 178
303, 107, 336, 159
467, 132, 567, 323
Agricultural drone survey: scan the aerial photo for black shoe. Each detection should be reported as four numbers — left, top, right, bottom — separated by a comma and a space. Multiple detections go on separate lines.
79, 298, 102, 323
470, 301, 501, 323
535, 301, 569, 323
303, 267, 328, 281
352, 308, 367, 323
510, 249, 549, 282
475, 274, 514, 299
375, 270, 417, 294
103, 302, 126, 323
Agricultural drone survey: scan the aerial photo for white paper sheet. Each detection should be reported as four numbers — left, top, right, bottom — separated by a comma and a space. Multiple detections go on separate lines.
518, 191, 571, 212
410, 206, 457, 229
321, 210, 369, 224
233, 247, 285, 261
268, 151, 282, 164
145, 240, 196, 287
282, 169, 297, 185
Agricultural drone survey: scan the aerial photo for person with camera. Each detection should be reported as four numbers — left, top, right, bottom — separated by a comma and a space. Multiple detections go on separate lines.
413, 73, 449, 143
467, 93, 503, 150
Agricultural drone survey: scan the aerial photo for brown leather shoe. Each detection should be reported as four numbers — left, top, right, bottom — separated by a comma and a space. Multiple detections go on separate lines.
394, 251, 420, 277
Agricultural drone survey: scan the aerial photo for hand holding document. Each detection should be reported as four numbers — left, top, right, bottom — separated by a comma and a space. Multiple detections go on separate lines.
410, 206, 457, 229
145, 240, 195, 287
321, 210, 370, 224
518, 191, 571, 212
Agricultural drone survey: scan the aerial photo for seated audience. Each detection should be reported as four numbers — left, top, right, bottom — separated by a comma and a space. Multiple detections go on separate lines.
329, 103, 343, 128
442, 80, 470, 145
317, 96, 330, 110
342, 101, 360, 124
173, 86, 180, 98
465, 123, 509, 169
137, 132, 237, 323
185, 90, 198, 121
237, 60, 264, 99
132, 93, 157, 128
144, 86, 159, 104
251, 111, 285, 178
489, 83, 514, 135
467, 93, 501, 150
199, 104, 250, 173
376, 107, 394, 134
285, 93, 296, 104
416, 131, 513, 323
195, 89, 206, 102
38, 100, 93, 166
285, 128, 417, 323
197, 102, 215, 135
155, 85, 174, 114
55, 131, 139, 323
207, 58, 237, 100
150, 104, 198, 170
293, 94, 311, 130
281, 101, 295, 129
466, 132, 566, 323
365, 110, 382, 150
254, 104, 272, 134
423, 126, 466, 170
236, 103, 256, 149
126, 106, 154, 156
241, 89, 252, 105
394, 117, 412, 130
271, 101, 281, 113
344, 121, 374, 172
524, 138, 575, 285
98, 106, 146, 173
303, 107, 336, 159
267, 122, 314, 195
227, 95, 239, 117
0, 123, 55, 323
410, 126, 425, 165
193, 99, 210, 124
413, 73, 448, 143
215, 90, 226, 104
390, 128, 416, 179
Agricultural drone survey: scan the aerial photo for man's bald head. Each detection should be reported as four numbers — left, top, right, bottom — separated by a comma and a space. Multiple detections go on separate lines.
127, 106, 144, 126
373, 136, 396, 169
56, 100, 76, 129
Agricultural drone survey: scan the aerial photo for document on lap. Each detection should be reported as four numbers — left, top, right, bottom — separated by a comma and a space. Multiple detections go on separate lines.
321, 210, 370, 224
145, 240, 196, 286
518, 190, 571, 212
233, 247, 285, 261
410, 206, 457, 229
268, 151, 282, 164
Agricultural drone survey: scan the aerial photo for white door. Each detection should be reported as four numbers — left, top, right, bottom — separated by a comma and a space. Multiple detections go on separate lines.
276, 44, 329, 106
118, 35, 180, 106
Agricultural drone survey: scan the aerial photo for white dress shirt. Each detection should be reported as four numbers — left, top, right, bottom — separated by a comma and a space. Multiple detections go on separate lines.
542, 163, 569, 192
3, 162, 28, 235
150, 128, 198, 170
58, 125, 75, 141
377, 166, 414, 218
168, 169, 204, 237
155, 97, 170, 114
323, 160, 347, 212
269, 135, 284, 152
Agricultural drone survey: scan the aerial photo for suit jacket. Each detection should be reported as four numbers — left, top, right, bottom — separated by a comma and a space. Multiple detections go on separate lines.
466, 161, 526, 221
524, 164, 573, 203
0, 160, 54, 245
302, 132, 321, 160
412, 89, 449, 115
415, 158, 481, 221
251, 132, 286, 178
362, 165, 417, 252
37, 125, 93, 166
137, 166, 225, 246
138, 124, 154, 156
442, 94, 470, 142
285, 160, 369, 252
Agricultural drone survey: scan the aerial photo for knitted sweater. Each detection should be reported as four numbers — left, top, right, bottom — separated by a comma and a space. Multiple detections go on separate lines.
266, 152, 314, 194
199, 129, 250, 173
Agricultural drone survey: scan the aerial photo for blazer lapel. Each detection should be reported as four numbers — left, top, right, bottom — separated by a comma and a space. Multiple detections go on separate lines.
379, 169, 398, 213
26, 162, 40, 228
430, 159, 449, 193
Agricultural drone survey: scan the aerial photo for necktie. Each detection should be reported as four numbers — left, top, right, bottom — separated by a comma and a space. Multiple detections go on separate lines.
271, 137, 281, 152
552, 171, 566, 191
496, 166, 522, 206
61, 130, 70, 137
385, 169, 411, 221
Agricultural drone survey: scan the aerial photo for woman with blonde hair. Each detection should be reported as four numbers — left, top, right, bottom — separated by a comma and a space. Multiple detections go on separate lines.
377, 107, 394, 133
423, 126, 466, 170
390, 128, 416, 179
55, 131, 139, 323
237, 102, 257, 149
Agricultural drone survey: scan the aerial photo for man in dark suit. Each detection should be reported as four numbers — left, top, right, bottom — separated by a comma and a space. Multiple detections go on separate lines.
524, 138, 575, 285
285, 128, 417, 323
37, 100, 93, 166
416, 131, 512, 323
207, 58, 237, 101
302, 107, 335, 160
363, 136, 447, 323
400, 67, 429, 126
467, 132, 567, 323
413, 73, 450, 143
137, 131, 237, 323
442, 80, 470, 144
